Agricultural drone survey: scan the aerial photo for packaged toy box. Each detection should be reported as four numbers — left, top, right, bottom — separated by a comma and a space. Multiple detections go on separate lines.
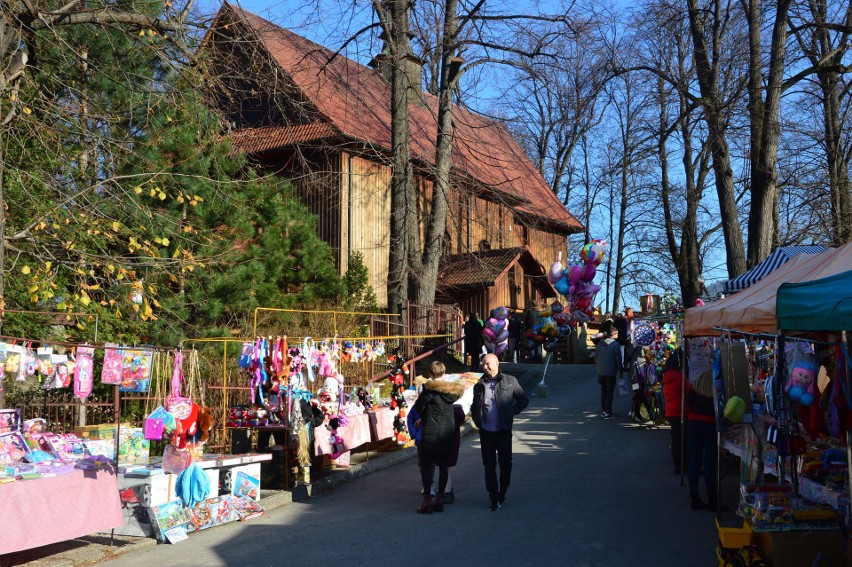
74, 424, 149, 463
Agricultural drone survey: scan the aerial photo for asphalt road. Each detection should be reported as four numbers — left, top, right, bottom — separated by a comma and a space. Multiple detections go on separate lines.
92, 362, 738, 567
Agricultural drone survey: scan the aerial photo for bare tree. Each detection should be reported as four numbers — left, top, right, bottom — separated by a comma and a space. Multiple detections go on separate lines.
502, 25, 608, 205
684, 0, 749, 276
790, 0, 852, 246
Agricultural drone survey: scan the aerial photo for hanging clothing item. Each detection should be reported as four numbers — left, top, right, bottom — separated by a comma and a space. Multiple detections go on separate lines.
176, 462, 210, 507
301, 337, 316, 383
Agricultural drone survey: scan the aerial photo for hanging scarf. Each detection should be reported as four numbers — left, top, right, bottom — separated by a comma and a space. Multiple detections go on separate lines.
302, 337, 316, 383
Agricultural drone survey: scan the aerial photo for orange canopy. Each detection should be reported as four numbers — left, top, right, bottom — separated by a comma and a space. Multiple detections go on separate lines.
684, 242, 852, 337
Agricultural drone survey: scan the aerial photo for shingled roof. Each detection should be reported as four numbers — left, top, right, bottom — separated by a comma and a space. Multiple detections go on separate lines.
215, 4, 583, 234
437, 247, 553, 293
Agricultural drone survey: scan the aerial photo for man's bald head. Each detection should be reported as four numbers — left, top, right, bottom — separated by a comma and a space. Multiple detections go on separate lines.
482, 353, 500, 377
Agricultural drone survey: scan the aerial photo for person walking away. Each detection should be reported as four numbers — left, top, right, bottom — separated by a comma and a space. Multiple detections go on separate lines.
409, 361, 465, 504
444, 402, 465, 503
463, 313, 484, 371
662, 348, 688, 474
507, 314, 523, 363
687, 370, 722, 511
471, 353, 529, 511
595, 327, 622, 419
525, 303, 542, 362
630, 348, 658, 424
413, 362, 465, 514
613, 312, 631, 384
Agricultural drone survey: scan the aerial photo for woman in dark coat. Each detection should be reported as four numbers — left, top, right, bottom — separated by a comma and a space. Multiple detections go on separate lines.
413, 362, 465, 514
463, 312, 484, 370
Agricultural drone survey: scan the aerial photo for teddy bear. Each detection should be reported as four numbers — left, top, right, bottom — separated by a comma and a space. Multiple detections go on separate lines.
786, 360, 817, 406
197, 405, 215, 443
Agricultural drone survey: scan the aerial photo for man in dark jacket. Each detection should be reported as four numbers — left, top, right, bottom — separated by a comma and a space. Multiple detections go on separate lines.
470, 353, 530, 511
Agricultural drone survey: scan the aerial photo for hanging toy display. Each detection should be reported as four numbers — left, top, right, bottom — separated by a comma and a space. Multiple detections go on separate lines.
386, 348, 410, 444
387, 348, 408, 411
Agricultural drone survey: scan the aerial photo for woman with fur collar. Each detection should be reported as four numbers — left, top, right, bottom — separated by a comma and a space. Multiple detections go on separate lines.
413, 361, 465, 514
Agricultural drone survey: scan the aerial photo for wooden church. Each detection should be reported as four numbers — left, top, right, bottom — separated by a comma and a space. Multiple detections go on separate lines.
202, 4, 583, 317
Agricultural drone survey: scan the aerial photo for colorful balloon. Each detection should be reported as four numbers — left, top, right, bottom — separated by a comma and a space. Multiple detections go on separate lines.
548, 251, 564, 285
568, 264, 583, 285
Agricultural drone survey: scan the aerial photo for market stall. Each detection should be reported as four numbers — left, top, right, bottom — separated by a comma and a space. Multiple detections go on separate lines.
0, 466, 124, 555
0, 342, 273, 549
685, 242, 852, 337
683, 248, 852, 566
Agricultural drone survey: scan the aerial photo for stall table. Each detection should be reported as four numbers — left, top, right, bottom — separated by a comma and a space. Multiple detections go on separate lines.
112, 453, 271, 537
0, 467, 124, 555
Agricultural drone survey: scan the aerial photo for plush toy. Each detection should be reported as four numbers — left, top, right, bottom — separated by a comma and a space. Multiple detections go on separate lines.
787, 360, 817, 406
197, 406, 214, 443
387, 349, 408, 410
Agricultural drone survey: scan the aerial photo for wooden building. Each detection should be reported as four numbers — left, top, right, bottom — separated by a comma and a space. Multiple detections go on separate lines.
203, 4, 583, 313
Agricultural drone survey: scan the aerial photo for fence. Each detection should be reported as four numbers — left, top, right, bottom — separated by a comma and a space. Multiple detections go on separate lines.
3, 302, 462, 456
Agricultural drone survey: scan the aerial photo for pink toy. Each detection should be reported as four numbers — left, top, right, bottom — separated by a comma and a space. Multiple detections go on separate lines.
786, 360, 817, 406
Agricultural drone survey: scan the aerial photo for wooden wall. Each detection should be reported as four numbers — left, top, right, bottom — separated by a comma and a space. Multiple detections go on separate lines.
344, 153, 392, 308
293, 150, 343, 267
283, 148, 571, 313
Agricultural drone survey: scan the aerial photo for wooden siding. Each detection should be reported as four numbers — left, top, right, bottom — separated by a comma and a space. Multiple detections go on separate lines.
527, 230, 567, 273
346, 153, 391, 308
289, 150, 343, 267
263, 147, 569, 313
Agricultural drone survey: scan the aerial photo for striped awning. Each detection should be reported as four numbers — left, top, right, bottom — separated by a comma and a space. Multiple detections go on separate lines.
723, 246, 827, 294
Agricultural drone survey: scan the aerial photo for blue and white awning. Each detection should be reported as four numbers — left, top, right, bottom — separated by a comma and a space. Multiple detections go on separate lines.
723, 246, 827, 294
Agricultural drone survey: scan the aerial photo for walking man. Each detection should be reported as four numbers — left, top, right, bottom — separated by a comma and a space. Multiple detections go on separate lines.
596, 327, 623, 419
471, 353, 529, 511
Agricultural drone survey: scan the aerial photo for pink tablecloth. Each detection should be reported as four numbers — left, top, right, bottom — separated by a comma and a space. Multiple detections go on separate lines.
313, 413, 372, 456
368, 407, 395, 441
0, 467, 124, 555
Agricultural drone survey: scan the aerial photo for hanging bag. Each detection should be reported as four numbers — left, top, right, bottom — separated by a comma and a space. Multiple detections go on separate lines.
162, 443, 191, 474
166, 351, 192, 420
144, 405, 170, 440
73, 346, 95, 399
101, 343, 124, 385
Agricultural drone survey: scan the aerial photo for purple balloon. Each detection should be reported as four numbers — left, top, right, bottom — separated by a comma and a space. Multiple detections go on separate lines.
582, 263, 597, 282
495, 342, 508, 357
568, 264, 583, 285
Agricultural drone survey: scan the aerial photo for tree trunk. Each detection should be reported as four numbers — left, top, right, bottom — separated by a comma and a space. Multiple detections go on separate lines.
802, 0, 852, 246
658, 68, 706, 310
819, 68, 852, 245
386, 0, 414, 318
411, 0, 458, 320
746, 0, 791, 267
685, 0, 747, 277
